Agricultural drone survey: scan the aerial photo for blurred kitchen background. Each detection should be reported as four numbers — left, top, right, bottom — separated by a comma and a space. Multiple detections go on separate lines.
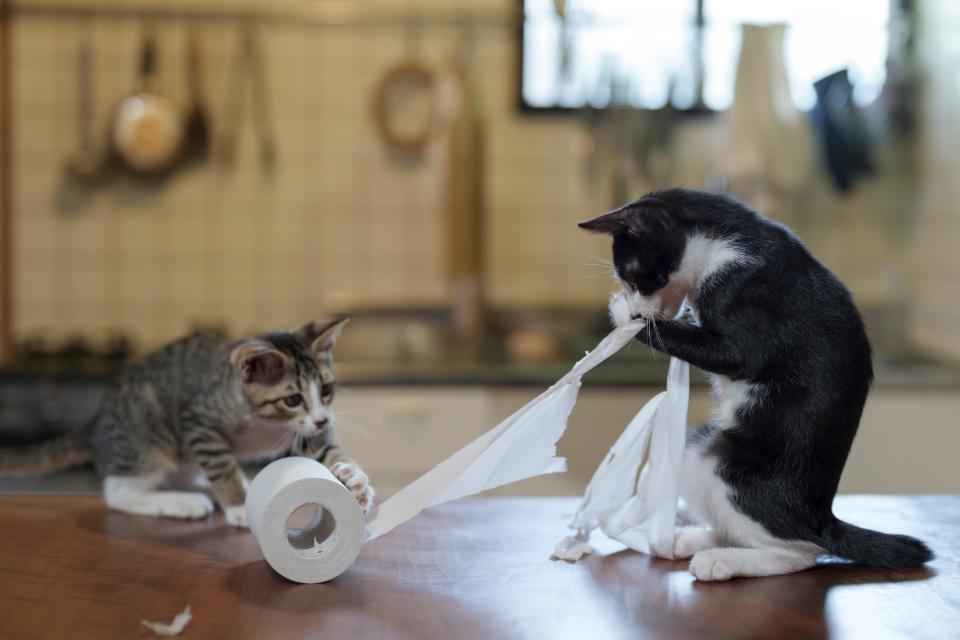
0, 0, 957, 497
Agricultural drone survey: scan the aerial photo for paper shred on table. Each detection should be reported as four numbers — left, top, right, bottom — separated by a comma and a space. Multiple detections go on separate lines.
141, 605, 192, 636
552, 535, 593, 561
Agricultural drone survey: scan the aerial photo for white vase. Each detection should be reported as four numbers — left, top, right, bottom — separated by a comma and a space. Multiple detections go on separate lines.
723, 23, 813, 216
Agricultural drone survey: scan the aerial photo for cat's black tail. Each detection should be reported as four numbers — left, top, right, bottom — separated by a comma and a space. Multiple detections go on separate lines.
0, 425, 92, 477
823, 518, 933, 568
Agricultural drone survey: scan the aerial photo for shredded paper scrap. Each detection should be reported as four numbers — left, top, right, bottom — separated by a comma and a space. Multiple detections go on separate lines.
141, 605, 192, 636
363, 320, 649, 541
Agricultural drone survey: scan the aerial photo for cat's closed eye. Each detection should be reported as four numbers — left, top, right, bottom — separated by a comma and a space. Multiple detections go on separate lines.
282, 393, 303, 408
320, 383, 335, 401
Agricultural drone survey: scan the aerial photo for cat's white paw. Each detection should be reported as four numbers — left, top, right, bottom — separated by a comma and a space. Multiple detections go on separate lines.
689, 549, 735, 582
149, 492, 215, 520
609, 291, 633, 327
224, 505, 248, 528
330, 461, 375, 513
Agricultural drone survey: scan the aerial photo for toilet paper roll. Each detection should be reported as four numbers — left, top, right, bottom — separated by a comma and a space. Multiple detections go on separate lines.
245, 457, 365, 583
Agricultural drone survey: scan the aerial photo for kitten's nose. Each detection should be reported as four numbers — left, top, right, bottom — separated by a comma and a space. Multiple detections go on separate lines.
314, 417, 329, 428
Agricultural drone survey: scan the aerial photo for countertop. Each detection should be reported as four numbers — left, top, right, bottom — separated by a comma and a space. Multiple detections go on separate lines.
4, 354, 960, 388
0, 495, 957, 639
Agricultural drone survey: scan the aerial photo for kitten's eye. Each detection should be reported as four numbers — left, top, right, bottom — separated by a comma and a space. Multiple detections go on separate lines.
282, 393, 303, 408
320, 383, 335, 400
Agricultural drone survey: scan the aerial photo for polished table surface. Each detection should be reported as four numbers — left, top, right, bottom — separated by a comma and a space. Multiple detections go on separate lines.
0, 495, 957, 639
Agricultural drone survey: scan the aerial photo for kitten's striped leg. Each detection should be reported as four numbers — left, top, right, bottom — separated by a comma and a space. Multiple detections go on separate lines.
303, 437, 374, 513
187, 431, 249, 527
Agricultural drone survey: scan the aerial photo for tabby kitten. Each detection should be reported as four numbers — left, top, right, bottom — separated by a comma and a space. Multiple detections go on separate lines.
0, 319, 373, 527
581, 188, 932, 581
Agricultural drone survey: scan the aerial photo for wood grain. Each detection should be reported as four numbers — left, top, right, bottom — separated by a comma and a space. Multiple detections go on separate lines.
0, 495, 956, 639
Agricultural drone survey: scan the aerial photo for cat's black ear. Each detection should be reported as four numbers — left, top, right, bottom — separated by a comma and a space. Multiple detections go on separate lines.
231, 343, 288, 385
578, 199, 672, 237
295, 318, 349, 354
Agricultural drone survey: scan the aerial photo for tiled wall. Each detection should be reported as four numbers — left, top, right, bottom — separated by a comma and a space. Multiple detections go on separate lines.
9, 0, 619, 350
6, 0, 926, 353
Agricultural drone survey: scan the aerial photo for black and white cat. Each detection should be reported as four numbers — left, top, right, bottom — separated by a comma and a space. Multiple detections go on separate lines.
580, 187, 932, 581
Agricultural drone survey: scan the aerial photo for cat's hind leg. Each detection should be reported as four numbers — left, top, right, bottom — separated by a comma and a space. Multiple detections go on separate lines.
689, 546, 819, 582
673, 526, 723, 559
678, 440, 821, 580
104, 470, 214, 520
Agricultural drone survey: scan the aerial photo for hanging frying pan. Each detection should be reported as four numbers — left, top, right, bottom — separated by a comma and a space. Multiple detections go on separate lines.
111, 28, 184, 174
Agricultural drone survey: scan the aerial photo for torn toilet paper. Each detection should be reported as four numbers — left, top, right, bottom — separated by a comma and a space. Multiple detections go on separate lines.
363, 319, 648, 540
553, 355, 689, 561
247, 320, 650, 582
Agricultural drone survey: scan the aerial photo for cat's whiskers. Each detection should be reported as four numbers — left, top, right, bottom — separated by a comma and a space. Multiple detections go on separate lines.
330, 416, 378, 444
578, 252, 617, 278
286, 428, 304, 456
583, 270, 615, 279
648, 317, 667, 360
578, 251, 614, 269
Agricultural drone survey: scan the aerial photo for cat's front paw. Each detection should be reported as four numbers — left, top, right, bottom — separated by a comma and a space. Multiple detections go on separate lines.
689, 549, 735, 582
609, 291, 633, 327
151, 492, 215, 520
330, 461, 375, 513
224, 504, 248, 528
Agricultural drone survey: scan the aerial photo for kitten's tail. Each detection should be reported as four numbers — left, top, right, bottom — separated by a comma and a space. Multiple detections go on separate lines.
823, 518, 933, 569
0, 426, 92, 477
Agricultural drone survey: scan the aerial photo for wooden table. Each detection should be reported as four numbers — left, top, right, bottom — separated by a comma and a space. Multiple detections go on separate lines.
0, 495, 957, 639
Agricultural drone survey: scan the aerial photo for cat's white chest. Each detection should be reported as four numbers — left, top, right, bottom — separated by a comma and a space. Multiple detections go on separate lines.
709, 374, 759, 430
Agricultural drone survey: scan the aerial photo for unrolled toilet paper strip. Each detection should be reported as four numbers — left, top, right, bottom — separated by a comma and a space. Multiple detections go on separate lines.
554, 355, 689, 561
362, 319, 647, 541
246, 320, 647, 582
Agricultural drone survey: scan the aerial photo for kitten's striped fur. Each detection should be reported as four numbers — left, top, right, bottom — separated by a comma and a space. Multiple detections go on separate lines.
0, 319, 373, 525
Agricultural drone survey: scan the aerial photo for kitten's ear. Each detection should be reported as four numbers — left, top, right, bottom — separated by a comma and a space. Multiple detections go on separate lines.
294, 318, 349, 354
231, 343, 288, 385
578, 199, 672, 237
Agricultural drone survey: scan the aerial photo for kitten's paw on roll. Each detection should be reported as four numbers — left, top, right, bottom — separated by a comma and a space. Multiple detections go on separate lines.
224, 504, 248, 528
330, 461, 375, 513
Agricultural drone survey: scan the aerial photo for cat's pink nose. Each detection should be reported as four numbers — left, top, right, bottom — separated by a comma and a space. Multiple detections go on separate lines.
315, 417, 329, 428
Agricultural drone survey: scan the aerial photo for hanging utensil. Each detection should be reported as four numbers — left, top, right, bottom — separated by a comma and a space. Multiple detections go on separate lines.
181, 27, 210, 163
444, 27, 486, 347
57, 20, 109, 213
248, 29, 276, 171
371, 20, 436, 157
219, 24, 276, 173
63, 22, 102, 182
111, 26, 185, 175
